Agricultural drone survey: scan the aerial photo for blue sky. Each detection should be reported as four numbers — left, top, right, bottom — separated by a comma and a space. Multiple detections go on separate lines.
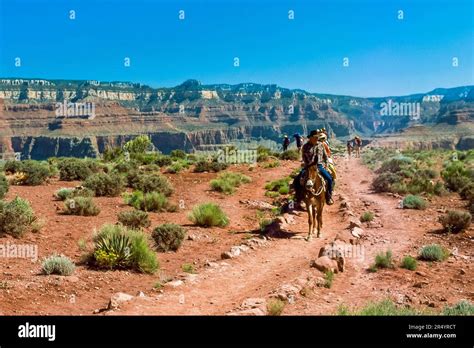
0, 0, 472, 97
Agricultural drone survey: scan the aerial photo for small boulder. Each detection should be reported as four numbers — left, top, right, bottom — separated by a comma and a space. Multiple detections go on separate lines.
351, 227, 364, 238
310, 256, 339, 274
108, 292, 134, 310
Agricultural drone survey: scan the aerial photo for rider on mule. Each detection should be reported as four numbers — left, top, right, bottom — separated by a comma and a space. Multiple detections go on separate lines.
293, 129, 334, 207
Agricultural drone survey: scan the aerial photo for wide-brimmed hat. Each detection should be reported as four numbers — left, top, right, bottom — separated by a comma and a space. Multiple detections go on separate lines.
307, 130, 319, 138
318, 133, 327, 140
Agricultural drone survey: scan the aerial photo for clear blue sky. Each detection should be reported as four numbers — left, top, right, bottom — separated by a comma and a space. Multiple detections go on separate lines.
0, 0, 472, 97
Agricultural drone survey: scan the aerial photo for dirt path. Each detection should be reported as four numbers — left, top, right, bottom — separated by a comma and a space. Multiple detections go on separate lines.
116, 155, 473, 315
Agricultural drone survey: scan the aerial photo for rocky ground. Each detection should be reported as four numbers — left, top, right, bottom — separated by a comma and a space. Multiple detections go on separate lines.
0, 155, 472, 315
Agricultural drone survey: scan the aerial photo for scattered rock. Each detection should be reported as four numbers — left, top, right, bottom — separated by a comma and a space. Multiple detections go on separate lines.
310, 256, 339, 274
227, 308, 265, 316
166, 280, 184, 288
348, 218, 362, 229
351, 227, 364, 238
240, 297, 267, 310
318, 240, 346, 272
460, 269, 466, 275
239, 199, 275, 211
108, 292, 134, 310
221, 246, 241, 259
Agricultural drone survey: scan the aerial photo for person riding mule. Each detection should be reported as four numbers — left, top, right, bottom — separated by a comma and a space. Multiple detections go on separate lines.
292, 130, 334, 207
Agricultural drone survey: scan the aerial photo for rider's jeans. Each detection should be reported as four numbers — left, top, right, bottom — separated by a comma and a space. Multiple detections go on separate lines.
317, 164, 333, 199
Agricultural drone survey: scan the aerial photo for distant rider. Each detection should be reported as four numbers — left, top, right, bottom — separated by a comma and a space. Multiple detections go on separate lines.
282, 135, 290, 151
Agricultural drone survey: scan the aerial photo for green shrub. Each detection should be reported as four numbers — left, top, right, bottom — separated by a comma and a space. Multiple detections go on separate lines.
42, 254, 75, 276
124, 191, 171, 212
377, 156, 413, 174
10, 160, 52, 185
63, 197, 100, 216
374, 250, 394, 269
0, 197, 36, 237
265, 191, 280, 198
102, 146, 124, 162
152, 223, 186, 252
401, 256, 417, 271
3, 160, 22, 174
265, 177, 291, 192
155, 155, 173, 167
0, 174, 9, 199
131, 174, 173, 196
188, 203, 229, 227
170, 149, 186, 159
83, 172, 125, 197
439, 210, 471, 233
118, 210, 151, 229
113, 160, 139, 174
92, 224, 158, 273
267, 299, 285, 316
54, 187, 94, 200
337, 299, 419, 316
460, 183, 474, 201
371, 173, 402, 192
419, 244, 449, 261
57, 158, 100, 181
442, 161, 471, 192
166, 162, 184, 174
193, 160, 228, 173
210, 172, 251, 194
402, 195, 427, 210
262, 160, 280, 168
442, 300, 474, 316
279, 149, 300, 161
182, 263, 195, 273
324, 270, 334, 288
360, 211, 374, 222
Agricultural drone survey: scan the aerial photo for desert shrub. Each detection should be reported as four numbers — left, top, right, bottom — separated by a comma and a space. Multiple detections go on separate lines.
155, 155, 173, 167
193, 160, 228, 173
102, 146, 124, 162
11, 160, 52, 185
118, 210, 151, 229
377, 156, 413, 174
131, 152, 159, 165
279, 149, 300, 161
419, 244, 449, 261
360, 211, 374, 222
182, 263, 195, 273
210, 172, 251, 194
402, 195, 427, 210
337, 299, 419, 316
152, 223, 186, 252
401, 256, 417, 271
265, 191, 279, 198
371, 173, 402, 192
0, 174, 9, 199
442, 300, 474, 316
124, 191, 171, 212
262, 160, 280, 169
131, 174, 173, 196
441, 161, 471, 192
54, 187, 94, 201
166, 162, 184, 174
265, 177, 291, 193
92, 224, 158, 273
0, 197, 36, 237
113, 160, 139, 174
324, 270, 334, 288
439, 210, 471, 233
63, 197, 100, 216
123, 135, 152, 155
42, 254, 75, 276
3, 160, 22, 174
374, 250, 394, 269
267, 299, 285, 316
83, 172, 125, 197
256, 146, 274, 162
57, 158, 100, 181
188, 203, 229, 227
170, 149, 186, 159
460, 183, 474, 201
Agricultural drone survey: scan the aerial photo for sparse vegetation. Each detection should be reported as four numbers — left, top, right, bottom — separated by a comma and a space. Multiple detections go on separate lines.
210, 172, 251, 194
265, 176, 291, 196
401, 256, 417, 271
54, 187, 94, 200
83, 172, 125, 197
91, 224, 158, 273
193, 160, 228, 173
57, 158, 100, 181
63, 197, 100, 216
42, 254, 75, 276
124, 191, 173, 212
188, 203, 229, 227
442, 300, 474, 316
182, 263, 195, 273
324, 270, 334, 288
372, 250, 394, 270
0, 174, 9, 199
360, 211, 374, 222
278, 149, 300, 161
419, 244, 449, 262
118, 210, 151, 229
152, 223, 186, 252
267, 298, 285, 316
0, 197, 37, 237
402, 195, 427, 210
337, 299, 420, 316
5, 160, 52, 185
130, 173, 173, 196
439, 210, 471, 233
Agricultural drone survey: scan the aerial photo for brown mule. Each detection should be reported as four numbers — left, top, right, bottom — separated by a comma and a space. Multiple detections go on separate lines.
302, 164, 326, 241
